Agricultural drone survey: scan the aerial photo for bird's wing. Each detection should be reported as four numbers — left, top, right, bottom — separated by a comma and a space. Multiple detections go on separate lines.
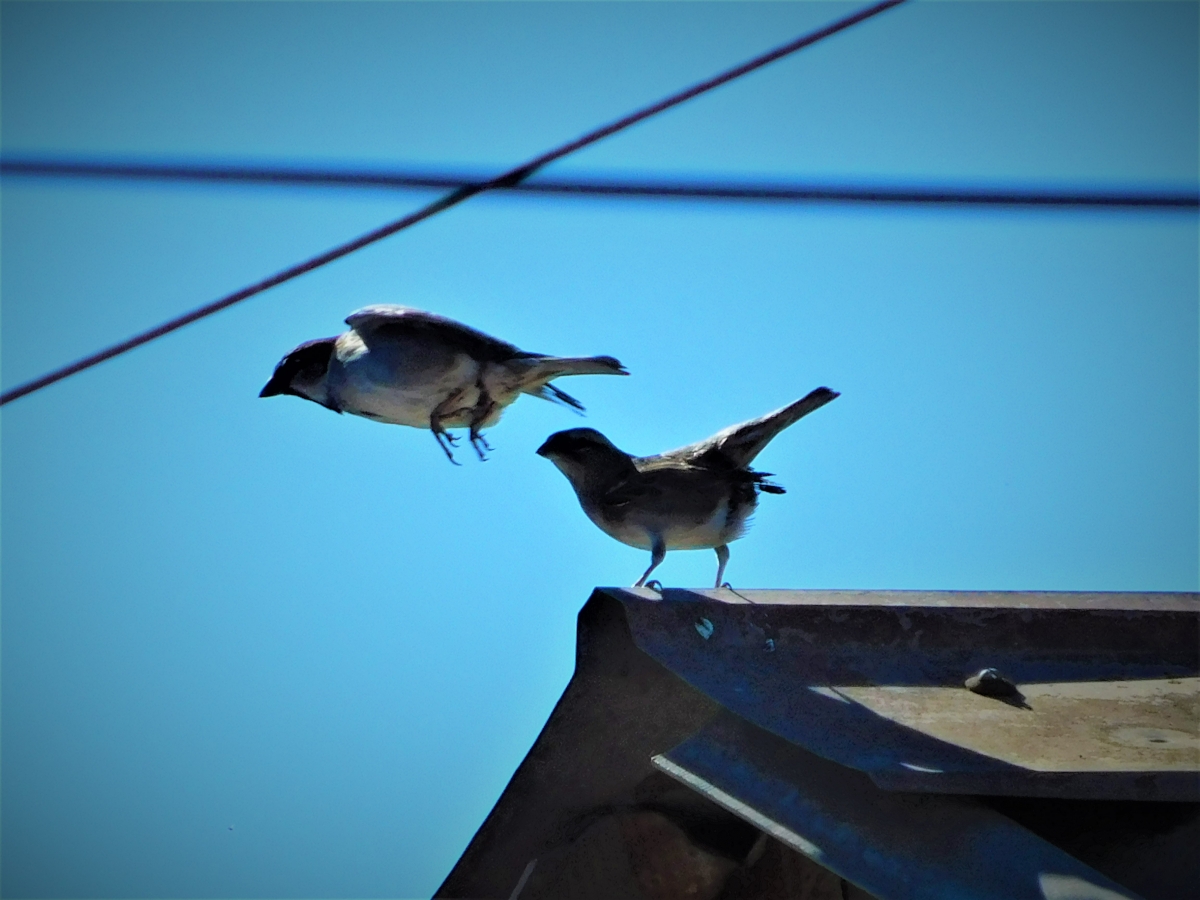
657, 387, 839, 470
601, 475, 659, 510
344, 305, 527, 362
604, 463, 745, 518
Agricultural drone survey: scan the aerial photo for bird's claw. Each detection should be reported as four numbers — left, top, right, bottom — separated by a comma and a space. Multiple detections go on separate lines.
432, 428, 462, 465
643, 579, 664, 592
469, 431, 493, 461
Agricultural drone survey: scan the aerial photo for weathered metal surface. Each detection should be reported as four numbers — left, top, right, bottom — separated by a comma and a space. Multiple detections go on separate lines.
613, 588, 1200, 800
838, 678, 1199, 771
437, 591, 804, 899
656, 710, 1145, 900
440, 589, 1200, 898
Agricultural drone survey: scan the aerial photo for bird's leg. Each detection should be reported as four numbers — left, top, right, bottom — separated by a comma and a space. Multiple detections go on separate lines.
634, 537, 667, 588
431, 430, 461, 465
714, 544, 730, 589
468, 420, 495, 461
430, 388, 467, 465
466, 383, 498, 461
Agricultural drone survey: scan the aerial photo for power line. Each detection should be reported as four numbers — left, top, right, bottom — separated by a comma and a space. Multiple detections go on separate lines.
1, 0, 904, 407
5, 157, 1196, 209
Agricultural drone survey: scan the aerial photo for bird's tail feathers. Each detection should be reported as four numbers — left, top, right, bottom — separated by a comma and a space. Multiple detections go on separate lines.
774, 386, 840, 429
532, 383, 588, 414
756, 473, 787, 494
740, 468, 787, 494
532, 355, 629, 378
713, 386, 840, 467
518, 355, 628, 409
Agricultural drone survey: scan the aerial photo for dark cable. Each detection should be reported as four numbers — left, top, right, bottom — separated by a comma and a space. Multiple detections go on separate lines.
1, 0, 904, 406
4, 157, 1196, 209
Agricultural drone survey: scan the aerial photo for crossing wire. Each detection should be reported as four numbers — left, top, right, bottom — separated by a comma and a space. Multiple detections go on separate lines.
5, 157, 1197, 209
0, 0, 905, 406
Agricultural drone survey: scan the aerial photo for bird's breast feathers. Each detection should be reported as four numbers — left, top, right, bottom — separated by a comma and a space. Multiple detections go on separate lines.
589, 485, 753, 551
329, 332, 488, 427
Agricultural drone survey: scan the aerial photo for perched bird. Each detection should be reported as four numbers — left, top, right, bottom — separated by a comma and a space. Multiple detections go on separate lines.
260, 305, 628, 462
536, 387, 838, 587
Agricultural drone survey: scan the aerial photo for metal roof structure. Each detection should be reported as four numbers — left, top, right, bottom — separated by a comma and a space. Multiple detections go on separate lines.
436, 588, 1200, 900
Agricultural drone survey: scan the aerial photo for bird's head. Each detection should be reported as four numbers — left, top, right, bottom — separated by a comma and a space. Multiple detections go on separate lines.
536, 428, 633, 489
259, 338, 338, 410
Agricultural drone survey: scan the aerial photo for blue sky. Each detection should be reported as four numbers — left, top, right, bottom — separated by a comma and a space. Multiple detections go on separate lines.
2, 2, 1197, 897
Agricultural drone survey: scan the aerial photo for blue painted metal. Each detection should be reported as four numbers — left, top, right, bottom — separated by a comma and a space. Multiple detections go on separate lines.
656, 711, 1144, 900
614, 588, 1200, 801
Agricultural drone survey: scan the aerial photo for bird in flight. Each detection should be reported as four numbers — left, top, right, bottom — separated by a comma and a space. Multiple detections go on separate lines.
260, 305, 628, 463
536, 387, 838, 587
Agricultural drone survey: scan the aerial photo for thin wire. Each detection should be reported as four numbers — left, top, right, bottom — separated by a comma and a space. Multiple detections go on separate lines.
0, 0, 905, 407
5, 157, 1196, 208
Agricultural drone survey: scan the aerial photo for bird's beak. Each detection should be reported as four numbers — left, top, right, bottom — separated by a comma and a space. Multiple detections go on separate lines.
535, 437, 554, 457
259, 373, 289, 398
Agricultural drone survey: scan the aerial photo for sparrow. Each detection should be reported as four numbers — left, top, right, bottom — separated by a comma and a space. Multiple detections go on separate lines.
260, 305, 629, 462
536, 387, 839, 588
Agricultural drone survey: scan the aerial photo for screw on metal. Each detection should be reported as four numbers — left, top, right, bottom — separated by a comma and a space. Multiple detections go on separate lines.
965, 668, 1030, 709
